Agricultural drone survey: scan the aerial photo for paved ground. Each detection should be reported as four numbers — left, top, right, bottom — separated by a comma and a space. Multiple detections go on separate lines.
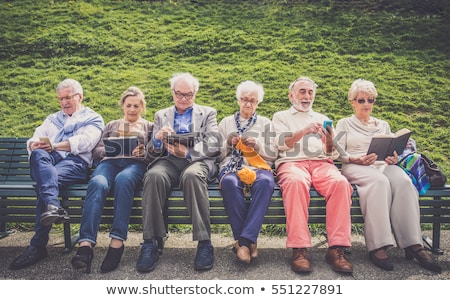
0, 228, 449, 281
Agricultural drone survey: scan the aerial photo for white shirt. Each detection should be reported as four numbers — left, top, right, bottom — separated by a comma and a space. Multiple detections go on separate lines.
272, 107, 338, 169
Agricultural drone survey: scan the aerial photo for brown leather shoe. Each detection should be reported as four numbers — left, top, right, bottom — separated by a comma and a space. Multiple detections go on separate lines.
326, 247, 353, 274
291, 248, 312, 273
233, 242, 251, 264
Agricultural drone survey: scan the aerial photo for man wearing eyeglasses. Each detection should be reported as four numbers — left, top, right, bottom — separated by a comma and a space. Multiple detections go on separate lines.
272, 76, 353, 275
136, 72, 220, 273
10, 78, 104, 270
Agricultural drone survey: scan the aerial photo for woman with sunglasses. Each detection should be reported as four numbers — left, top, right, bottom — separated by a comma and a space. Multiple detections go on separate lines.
335, 79, 441, 273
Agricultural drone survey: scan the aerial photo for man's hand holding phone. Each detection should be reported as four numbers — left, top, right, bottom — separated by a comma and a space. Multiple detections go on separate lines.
38, 137, 54, 152
322, 120, 334, 153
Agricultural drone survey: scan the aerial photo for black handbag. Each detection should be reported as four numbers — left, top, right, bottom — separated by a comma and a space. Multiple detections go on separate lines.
420, 154, 447, 187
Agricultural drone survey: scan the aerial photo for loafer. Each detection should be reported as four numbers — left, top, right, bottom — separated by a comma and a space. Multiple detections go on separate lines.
71, 246, 94, 274
405, 245, 442, 273
136, 240, 159, 273
233, 242, 251, 264
194, 240, 214, 271
326, 247, 353, 274
10, 245, 48, 270
369, 248, 394, 271
40, 204, 69, 226
101, 245, 124, 273
233, 241, 258, 260
291, 248, 312, 273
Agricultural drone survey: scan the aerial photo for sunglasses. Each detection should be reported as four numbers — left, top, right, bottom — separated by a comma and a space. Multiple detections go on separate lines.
356, 98, 375, 104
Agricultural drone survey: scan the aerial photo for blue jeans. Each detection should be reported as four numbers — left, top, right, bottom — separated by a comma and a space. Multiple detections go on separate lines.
79, 158, 147, 245
29, 149, 89, 248
219, 169, 274, 243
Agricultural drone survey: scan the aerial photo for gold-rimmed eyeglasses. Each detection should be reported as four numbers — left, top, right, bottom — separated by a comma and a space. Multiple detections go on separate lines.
240, 98, 258, 105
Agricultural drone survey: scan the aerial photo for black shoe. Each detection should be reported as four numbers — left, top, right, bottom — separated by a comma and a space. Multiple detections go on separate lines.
194, 240, 214, 271
40, 204, 69, 226
71, 246, 94, 274
369, 248, 394, 271
10, 245, 48, 270
136, 240, 159, 273
101, 245, 124, 273
405, 246, 442, 273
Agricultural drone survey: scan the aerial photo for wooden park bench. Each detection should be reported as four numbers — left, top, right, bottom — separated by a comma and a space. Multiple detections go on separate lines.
1, 137, 449, 254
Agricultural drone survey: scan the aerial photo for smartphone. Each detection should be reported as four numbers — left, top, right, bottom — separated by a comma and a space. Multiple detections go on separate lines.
39, 137, 51, 144
323, 120, 333, 133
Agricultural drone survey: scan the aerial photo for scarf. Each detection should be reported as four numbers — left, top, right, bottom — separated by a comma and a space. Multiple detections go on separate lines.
221, 111, 270, 187
397, 138, 430, 195
398, 152, 430, 195
222, 112, 257, 174
47, 107, 104, 143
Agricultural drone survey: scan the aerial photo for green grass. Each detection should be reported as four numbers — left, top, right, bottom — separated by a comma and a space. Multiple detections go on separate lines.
1, 0, 449, 235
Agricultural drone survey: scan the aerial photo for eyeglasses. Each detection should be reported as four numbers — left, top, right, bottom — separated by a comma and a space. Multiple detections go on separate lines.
58, 94, 79, 101
356, 98, 375, 104
173, 90, 194, 100
240, 98, 258, 105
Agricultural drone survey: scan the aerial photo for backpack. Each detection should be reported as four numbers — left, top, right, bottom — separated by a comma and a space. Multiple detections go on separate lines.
420, 153, 447, 187
398, 138, 447, 193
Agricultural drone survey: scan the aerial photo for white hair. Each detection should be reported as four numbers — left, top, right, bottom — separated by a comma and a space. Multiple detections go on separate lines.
169, 72, 200, 93
236, 80, 264, 103
56, 78, 83, 95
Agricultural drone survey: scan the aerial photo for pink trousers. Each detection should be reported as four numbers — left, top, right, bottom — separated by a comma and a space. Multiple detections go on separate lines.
277, 159, 352, 249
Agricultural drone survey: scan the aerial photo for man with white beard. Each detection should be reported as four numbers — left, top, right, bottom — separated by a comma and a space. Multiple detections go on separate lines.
272, 76, 353, 275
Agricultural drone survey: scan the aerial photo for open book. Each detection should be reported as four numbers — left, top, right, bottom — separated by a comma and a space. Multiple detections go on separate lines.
103, 136, 138, 157
367, 128, 412, 160
164, 132, 197, 147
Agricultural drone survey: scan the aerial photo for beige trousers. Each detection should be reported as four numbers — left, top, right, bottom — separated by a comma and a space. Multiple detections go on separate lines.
341, 163, 422, 252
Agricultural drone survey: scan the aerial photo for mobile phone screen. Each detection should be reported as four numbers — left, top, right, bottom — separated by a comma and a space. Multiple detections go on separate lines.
39, 137, 51, 144
323, 120, 333, 132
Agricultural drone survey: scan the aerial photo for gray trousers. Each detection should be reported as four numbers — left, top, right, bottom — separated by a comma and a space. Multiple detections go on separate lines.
142, 156, 211, 241
342, 163, 422, 252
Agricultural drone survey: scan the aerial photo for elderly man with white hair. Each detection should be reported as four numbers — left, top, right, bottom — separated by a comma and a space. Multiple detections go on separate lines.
136, 72, 220, 273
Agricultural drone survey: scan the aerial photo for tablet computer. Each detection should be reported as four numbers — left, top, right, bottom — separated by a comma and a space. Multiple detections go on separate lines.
165, 132, 197, 147
103, 136, 138, 157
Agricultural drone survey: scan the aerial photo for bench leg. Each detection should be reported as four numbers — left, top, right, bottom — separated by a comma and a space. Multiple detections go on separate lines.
0, 201, 9, 238
0, 221, 9, 239
431, 223, 444, 255
423, 223, 444, 255
62, 222, 73, 254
